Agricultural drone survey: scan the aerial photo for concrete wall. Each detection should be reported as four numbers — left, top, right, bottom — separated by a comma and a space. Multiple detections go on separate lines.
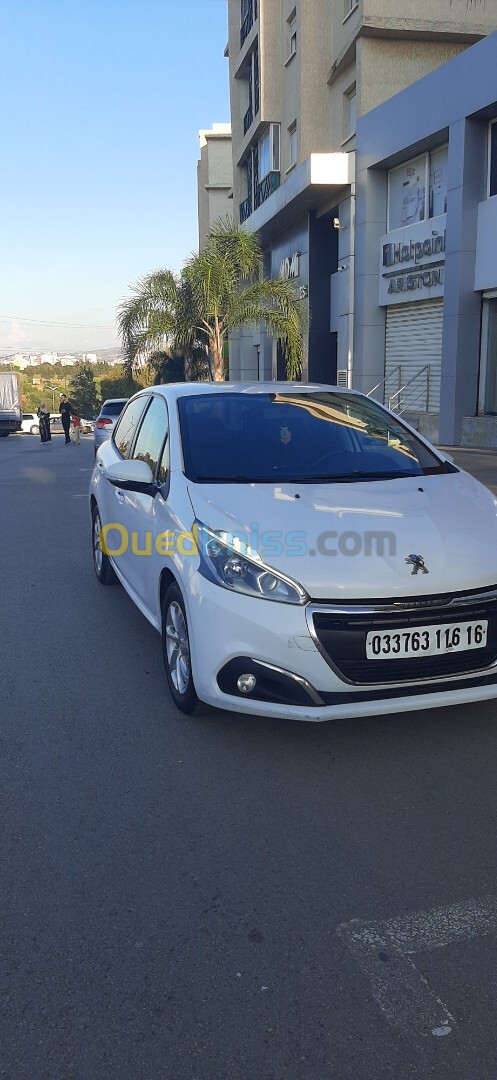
329, 60, 356, 151
299, 0, 333, 161
356, 36, 468, 116
280, 0, 301, 174
363, 0, 497, 37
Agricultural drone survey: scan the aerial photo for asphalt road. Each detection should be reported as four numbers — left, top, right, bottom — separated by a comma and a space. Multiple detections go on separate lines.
2, 432, 497, 1080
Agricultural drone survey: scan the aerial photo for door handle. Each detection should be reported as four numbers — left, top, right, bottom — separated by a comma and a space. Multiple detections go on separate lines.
115, 489, 125, 503
97, 461, 104, 470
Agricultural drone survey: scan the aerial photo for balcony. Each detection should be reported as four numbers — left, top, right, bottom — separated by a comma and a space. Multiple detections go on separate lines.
240, 196, 252, 223
243, 102, 253, 136
254, 170, 281, 210
240, 0, 254, 47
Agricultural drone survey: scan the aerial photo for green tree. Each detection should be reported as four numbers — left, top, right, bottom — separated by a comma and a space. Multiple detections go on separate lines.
118, 271, 209, 383
117, 219, 306, 382
98, 371, 142, 402
68, 363, 100, 417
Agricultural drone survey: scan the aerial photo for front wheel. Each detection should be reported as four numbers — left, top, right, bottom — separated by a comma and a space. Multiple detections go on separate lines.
30, 425, 39, 435
162, 585, 198, 714
91, 504, 115, 585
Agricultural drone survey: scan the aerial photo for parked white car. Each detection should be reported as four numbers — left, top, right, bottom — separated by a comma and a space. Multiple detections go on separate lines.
90, 383, 497, 722
21, 413, 42, 434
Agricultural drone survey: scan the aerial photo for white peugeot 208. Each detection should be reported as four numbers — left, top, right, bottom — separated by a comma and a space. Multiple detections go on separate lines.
89, 383, 497, 722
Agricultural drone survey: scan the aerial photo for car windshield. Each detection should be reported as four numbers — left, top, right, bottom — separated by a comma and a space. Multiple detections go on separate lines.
101, 401, 126, 417
178, 391, 452, 483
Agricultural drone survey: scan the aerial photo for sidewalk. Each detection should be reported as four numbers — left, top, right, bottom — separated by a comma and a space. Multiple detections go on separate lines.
439, 446, 497, 495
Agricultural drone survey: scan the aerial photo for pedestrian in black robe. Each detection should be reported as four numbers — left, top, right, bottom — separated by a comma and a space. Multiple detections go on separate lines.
37, 402, 51, 444
59, 393, 73, 444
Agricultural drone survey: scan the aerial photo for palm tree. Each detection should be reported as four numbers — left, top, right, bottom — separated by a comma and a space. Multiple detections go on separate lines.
117, 219, 306, 383
117, 270, 209, 383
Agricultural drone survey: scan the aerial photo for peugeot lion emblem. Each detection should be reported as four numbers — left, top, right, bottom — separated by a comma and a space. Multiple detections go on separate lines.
405, 554, 429, 576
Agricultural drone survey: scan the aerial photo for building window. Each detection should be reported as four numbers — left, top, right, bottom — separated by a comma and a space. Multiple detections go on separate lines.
489, 120, 497, 197
259, 124, 280, 180
481, 298, 497, 414
429, 145, 448, 218
287, 9, 297, 60
388, 154, 427, 231
289, 122, 297, 168
254, 42, 260, 114
388, 147, 448, 231
343, 85, 356, 142
343, 0, 358, 19
240, 0, 255, 46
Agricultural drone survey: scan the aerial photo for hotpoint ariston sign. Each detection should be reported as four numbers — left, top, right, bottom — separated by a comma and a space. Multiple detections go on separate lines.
379, 216, 446, 306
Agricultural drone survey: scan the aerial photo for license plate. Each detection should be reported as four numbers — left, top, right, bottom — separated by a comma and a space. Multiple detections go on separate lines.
366, 620, 488, 660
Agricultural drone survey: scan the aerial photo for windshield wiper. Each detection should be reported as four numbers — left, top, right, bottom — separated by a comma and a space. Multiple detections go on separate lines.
194, 475, 277, 483
193, 470, 422, 484
294, 471, 420, 483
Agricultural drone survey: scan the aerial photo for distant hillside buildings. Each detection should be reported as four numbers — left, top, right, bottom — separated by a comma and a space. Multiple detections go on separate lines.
6, 351, 121, 369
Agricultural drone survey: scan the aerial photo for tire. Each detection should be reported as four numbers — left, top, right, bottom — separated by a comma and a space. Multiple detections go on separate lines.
30, 425, 39, 436
162, 584, 198, 714
91, 504, 115, 585
0, 432, 9, 438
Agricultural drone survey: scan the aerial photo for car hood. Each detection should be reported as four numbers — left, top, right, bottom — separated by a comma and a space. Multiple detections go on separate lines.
188, 471, 497, 600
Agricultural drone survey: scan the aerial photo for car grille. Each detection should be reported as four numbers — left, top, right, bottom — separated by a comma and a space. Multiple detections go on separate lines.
311, 593, 497, 685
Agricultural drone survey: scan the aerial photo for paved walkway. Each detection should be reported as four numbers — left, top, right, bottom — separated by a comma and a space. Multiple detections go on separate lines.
439, 446, 497, 494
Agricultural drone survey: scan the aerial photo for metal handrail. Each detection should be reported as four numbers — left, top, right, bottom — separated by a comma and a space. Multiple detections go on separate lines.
388, 365, 430, 413
367, 366, 401, 401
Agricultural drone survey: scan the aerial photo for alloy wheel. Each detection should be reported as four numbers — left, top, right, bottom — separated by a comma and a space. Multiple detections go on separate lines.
165, 601, 191, 695
93, 511, 103, 574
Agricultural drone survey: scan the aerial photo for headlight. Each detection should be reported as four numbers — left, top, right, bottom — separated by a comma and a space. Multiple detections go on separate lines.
195, 523, 308, 605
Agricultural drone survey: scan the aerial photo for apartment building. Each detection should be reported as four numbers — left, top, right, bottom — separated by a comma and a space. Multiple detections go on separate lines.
197, 124, 233, 250
226, 0, 497, 383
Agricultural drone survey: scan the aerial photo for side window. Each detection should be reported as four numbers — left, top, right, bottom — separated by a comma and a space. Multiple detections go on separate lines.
489, 121, 497, 198
113, 396, 149, 459
131, 395, 169, 480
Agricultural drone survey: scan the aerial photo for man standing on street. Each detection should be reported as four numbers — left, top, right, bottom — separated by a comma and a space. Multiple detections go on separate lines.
59, 393, 73, 444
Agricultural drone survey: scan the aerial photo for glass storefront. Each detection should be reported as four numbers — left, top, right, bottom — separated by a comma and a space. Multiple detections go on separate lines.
481, 298, 497, 414
388, 146, 448, 231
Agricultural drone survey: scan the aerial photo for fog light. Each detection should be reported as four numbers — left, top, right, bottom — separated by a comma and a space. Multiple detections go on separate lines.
237, 673, 257, 694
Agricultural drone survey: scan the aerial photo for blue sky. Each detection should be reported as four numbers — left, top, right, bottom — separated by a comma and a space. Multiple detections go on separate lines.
0, 0, 229, 353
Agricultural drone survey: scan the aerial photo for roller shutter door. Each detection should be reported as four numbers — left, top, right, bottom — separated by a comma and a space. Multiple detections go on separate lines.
385, 300, 443, 413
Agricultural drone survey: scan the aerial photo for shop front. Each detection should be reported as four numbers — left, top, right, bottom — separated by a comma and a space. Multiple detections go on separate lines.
377, 150, 448, 443
355, 34, 497, 446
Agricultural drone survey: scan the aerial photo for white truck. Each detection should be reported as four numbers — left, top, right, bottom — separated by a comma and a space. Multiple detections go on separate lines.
0, 372, 22, 437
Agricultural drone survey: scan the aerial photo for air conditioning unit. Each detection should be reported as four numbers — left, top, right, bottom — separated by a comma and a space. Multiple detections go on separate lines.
336, 369, 349, 388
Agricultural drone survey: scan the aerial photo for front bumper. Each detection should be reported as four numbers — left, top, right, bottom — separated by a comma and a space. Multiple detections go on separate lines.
185, 577, 497, 721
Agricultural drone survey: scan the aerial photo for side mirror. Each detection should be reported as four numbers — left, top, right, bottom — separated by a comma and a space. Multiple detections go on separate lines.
105, 459, 157, 495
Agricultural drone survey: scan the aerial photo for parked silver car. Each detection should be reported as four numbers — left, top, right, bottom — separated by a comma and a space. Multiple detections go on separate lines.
94, 398, 128, 454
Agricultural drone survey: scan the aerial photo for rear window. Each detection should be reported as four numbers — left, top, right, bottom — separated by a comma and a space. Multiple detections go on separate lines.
101, 401, 127, 417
